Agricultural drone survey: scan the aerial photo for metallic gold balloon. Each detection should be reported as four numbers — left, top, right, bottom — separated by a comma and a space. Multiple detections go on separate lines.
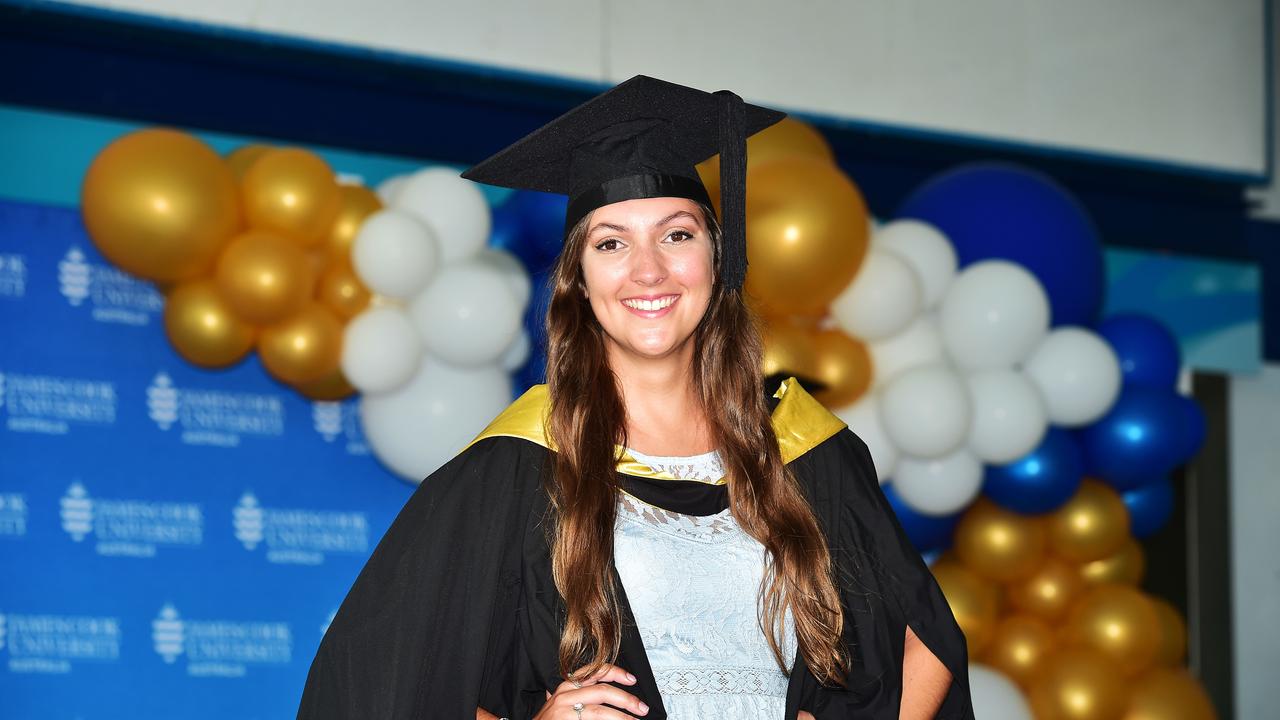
811, 329, 872, 407
1123, 668, 1216, 720
257, 304, 343, 385
163, 279, 256, 368
324, 184, 382, 265
1080, 538, 1146, 587
226, 144, 272, 179
1008, 558, 1084, 622
82, 128, 241, 282
698, 117, 836, 209
760, 321, 820, 383
744, 157, 870, 317
930, 560, 999, 657
1029, 647, 1128, 720
984, 614, 1057, 689
954, 499, 1048, 583
215, 230, 314, 325
1063, 585, 1160, 675
1148, 597, 1187, 667
241, 148, 342, 247
1047, 479, 1131, 563
317, 261, 372, 320
294, 367, 356, 401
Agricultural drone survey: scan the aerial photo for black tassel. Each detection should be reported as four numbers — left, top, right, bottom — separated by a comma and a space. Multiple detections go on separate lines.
714, 90, 748, 290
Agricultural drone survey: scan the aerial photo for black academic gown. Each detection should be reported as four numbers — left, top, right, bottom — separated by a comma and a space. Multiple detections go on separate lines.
297, 381, 973, 719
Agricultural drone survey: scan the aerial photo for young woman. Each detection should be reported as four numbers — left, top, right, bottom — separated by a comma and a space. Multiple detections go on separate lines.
298, 75, 971, 720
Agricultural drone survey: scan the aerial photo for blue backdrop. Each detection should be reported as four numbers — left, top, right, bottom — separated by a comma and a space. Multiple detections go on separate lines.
0, 198, 412, 718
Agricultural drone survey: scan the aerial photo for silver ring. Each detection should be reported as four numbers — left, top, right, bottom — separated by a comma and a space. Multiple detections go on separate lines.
572, 701, 584, 719
571, 678, 582, 689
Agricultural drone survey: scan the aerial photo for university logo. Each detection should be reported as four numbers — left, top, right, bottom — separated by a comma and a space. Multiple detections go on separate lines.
1, 609, 122, 674
310, 398, 369, 455
0, 253, 26, 298
233, 491, 369, 565
58, 246, 163, 325
60, 482, 203, 558
0, 368, 117, 435
148, 372, 285, 447
152, 604, 292, 678
0, 492, 26, 537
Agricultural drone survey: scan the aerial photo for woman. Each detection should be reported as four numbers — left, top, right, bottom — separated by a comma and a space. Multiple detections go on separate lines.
298, 76, 971, 720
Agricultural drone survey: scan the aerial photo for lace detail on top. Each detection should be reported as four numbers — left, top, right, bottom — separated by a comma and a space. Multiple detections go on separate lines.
627, 447, 725, 483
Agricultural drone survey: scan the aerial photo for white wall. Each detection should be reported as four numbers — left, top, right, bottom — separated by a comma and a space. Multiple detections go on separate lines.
66, 0, 1268, 178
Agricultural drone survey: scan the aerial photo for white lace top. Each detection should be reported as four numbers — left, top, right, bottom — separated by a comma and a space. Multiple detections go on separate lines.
614, 448, 797, 719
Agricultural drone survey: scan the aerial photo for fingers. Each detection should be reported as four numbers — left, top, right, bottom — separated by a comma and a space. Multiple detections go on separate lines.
568, 662, 638, 688
545, 664, 648, 718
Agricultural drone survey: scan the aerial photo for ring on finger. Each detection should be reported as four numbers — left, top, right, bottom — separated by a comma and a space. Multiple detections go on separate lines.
570, 678, 582, 689
572, 701, 584, 719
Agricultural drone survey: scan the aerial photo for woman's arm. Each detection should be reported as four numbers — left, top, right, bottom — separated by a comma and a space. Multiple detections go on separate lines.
900, 625, 952, 720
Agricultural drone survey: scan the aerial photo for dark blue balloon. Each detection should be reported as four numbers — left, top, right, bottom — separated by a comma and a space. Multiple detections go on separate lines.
883, 482, 960, 554
983, 427, 1084, 514
1079, 386, 1186, 491
1096, 314, 1181, 389
1122, 478, 1174, 539
896, 162, 1105, 326
487, 203, 528, 257
506, 190, 569, 269
1171, 393, 1206, 465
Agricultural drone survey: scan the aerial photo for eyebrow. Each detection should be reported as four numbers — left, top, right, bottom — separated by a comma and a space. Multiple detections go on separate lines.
587, 210, 703, 236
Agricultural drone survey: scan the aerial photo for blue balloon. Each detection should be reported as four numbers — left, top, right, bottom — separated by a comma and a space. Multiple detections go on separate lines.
897, 162, 1105, 326
1096, 314, 1181, 389
983, 427, 1084, 514
506, 190, 569, 269
883, 482, 960, 554
1171, 393, 1206, 465
1122, 478, 1174, 539
487, 203, 528, 258
1079, 386, 1186, 491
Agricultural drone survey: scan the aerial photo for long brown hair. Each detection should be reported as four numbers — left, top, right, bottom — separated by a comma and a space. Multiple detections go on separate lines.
543, 201, 849, 686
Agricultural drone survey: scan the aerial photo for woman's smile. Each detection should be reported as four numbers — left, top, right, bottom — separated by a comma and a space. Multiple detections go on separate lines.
620, 293, 680, 318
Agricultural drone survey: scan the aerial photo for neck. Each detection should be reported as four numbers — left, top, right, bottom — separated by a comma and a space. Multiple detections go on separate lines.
605, 339, 713, 456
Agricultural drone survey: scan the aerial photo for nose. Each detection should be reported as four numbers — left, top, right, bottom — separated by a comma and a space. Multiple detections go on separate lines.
629, 240, 667, 286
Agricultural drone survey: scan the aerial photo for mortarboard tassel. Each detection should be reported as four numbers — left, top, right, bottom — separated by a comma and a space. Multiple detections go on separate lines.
714, 89, 748, 290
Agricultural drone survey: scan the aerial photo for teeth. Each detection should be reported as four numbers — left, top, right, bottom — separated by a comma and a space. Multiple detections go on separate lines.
623, 296, 677, 311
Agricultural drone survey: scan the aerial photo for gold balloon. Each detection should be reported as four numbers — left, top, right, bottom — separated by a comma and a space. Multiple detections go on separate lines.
1048, 479, 1131, 563
760, 321, 820, 383
241, 148, 342, 247
744, 157, 870, 317
1080, 538, 1146, 587
294, 367, 356, 401
984, 614, 1057, 689
1063, 585, 1160, 675
1148, 597, 1187, 667
324, 184, 382, 264
317, 261, 372, 320
1030, 647, 1128, 720
226, 144, 272, 179
930, 560, 999, 657
698, 117, 836, 209
1123, 668, 1216, 720
258, 304, 343, 385
163, 279, 256, 367
82, 128, 241, 282
954, 499, 1047, 583
215, 230, 314, 325
810, 329, 872, 408
1008, 558, 1084, 621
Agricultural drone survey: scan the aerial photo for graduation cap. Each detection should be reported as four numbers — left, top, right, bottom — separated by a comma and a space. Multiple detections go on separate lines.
461, 75, 785, 290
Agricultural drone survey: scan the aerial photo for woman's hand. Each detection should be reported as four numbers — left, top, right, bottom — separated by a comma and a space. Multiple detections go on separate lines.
534, 663, 649, 719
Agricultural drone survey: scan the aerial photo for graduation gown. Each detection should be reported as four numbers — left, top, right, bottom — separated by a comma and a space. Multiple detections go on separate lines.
297, 379, 973, 719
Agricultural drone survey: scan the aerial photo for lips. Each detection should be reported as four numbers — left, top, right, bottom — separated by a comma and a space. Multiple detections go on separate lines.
620, 294, 679, 318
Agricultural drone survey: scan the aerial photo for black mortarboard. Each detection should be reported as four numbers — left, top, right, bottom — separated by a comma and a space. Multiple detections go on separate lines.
461, 75, 785, 289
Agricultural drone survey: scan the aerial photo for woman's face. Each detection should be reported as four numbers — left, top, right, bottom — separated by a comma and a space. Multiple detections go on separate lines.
580, 196, 715, 363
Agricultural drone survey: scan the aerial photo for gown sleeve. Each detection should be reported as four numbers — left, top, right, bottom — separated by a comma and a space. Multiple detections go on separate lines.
794, 428, 974, 720
296, 436, 553, 720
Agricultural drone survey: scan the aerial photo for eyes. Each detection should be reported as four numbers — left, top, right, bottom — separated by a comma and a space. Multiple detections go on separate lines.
593, 230, 695, 252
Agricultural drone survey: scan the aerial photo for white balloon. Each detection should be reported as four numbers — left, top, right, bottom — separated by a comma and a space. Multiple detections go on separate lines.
939, 260, 1049, 370
476, 247, 532, 310
352, 209, 441, 299
833, 394, 899, 482
500, 330, 532, 372
894, 447, 983, 516
409, 260, 523, 367
340, 306, 424, 394
873, 219, 957, 309
361, 356, 512, 483
879, 364, 972, 459
390, 167, 491, 263
969, 665, 1034, 720
1023, 326, 1122, 427
375, 174, 408, 204
831, 249, 923, 341
966, 370, 1049, 464
869, 314, 946, 388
